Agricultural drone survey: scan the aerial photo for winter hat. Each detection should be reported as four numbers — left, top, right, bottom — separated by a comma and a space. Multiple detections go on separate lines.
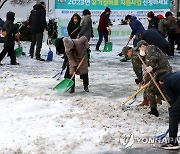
63, 37, 74, 51
122, 46, 132, 56
137, 40, 148, 48
82, 9, 91, 16
6, 11, 15, 22
157, 14, 164, 19
105, 7, 111, 13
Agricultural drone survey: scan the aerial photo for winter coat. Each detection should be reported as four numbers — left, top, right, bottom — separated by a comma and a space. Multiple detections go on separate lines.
166, 15, 180, 35
67, 14, 81, 39
3, 12, 18, 47
98, 12, 110, 33
158, 19, 169, 37
129, 16, 145, 36
145, 45, 172, 73
29, 4, 47, 34
64, 36, 89, 75
79, 15, 93, 42
148, 16, 159, 30
141, 29, 171, 54
163, 72, 180, 117
131, 49, 143, 82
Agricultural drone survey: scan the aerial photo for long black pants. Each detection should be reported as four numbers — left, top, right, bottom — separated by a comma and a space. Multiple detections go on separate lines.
70, 73, 89, 91
169, 96, 180, 143
29, 32, 43, 58
0, 46, 16, 64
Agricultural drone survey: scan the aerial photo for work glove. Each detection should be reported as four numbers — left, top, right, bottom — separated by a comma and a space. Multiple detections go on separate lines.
145, 66, 153, 73
135, 78, 143, 85
129, 34, 134, 39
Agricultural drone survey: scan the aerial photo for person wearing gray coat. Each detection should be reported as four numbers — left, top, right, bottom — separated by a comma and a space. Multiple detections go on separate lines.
77, 9, 93, 42
63, 36, 90, 93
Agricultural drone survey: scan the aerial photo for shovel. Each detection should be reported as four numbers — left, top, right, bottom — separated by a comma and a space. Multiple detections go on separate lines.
121, 82, 150, 111
46, 31, 53, 61
53, 54, 86, 94
103, 30, 112, 52
15, 32, 23, 57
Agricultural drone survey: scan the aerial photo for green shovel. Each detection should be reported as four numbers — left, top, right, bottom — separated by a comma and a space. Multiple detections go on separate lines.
103, 30, 112, 52
53, 54, 86, 94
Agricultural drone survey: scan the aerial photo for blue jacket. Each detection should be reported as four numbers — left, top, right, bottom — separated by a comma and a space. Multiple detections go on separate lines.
163, 72, 180, 116
130, 16, 145, 36
141, 29, 171, 54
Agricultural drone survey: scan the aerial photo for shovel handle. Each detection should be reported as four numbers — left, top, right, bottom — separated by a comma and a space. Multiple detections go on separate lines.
137, 54, 170, 108
122, 82, 150, 106
126, 38, 131, 46
70, 55, 86, 80
46, 30, 51, 48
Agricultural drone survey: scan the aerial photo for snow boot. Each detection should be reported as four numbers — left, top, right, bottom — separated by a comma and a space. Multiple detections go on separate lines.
84, 85, 89, 92
148, 107, 159, 117
69, 87, 75, 93
137, 98, 149, 106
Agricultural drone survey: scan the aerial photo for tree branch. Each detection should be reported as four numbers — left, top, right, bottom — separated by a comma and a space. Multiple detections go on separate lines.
0, 0, 8, 9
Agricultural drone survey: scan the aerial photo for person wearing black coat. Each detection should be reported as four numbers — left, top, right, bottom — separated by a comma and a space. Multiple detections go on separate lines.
67, 13, 81, 39
29, 2, 47, 61
138, 29, 171, 55
0, 11, 19, 65
147, 11, 159, 30
156, 71, 180, 150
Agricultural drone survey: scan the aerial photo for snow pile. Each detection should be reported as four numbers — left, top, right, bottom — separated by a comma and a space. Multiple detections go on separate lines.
0, 42, 180, 153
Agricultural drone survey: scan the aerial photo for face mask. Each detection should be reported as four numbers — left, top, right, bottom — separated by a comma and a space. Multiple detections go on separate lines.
74, 19, 78, 23
140, 50, 145, 56
147, 17, 152, 21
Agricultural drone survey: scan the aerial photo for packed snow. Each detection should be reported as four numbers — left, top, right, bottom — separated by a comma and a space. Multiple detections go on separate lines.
0, 42, 180, 153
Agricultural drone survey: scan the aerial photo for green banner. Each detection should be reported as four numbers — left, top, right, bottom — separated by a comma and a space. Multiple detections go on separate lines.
55, 0, 170, 10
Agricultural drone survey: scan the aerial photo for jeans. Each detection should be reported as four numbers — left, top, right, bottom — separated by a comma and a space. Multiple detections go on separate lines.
96, 32, 108, 50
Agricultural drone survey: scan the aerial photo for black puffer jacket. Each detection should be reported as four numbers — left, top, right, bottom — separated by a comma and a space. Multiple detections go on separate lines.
148, 16, 159, 29
67, 14, 81, 39
29, 4, 47, 34
3, 11, 18, 47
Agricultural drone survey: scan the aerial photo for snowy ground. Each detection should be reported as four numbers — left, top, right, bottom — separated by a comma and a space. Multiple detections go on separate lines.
0, 42, 180, 154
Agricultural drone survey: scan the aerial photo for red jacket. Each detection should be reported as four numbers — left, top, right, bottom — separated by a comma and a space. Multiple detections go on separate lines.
98, 12, 109, 33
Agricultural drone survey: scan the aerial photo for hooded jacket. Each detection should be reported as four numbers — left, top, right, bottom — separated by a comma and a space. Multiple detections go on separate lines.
3, 11, 18, 47
129, 16, 145, 36
29, 4, 47, 34
67, 14, 81, 39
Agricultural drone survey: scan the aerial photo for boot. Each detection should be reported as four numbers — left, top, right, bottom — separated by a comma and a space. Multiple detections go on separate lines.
148, 108, 159, 117
69, 87, 75, 93
36, 57, 45, 61
156, 97, 162, 105
84, 85, 89, 92
137, 98, 149, 106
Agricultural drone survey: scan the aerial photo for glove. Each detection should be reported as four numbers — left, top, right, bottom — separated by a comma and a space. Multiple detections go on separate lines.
135, 79, 142, 85
145, 66, 153, 73
106, 27, 110, 31
129, 34, 134, 39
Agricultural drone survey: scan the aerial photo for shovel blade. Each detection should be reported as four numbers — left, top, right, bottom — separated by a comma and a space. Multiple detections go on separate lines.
15, 47, 23, 57
53, 78, 74, 94
103, 42, 112, 52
